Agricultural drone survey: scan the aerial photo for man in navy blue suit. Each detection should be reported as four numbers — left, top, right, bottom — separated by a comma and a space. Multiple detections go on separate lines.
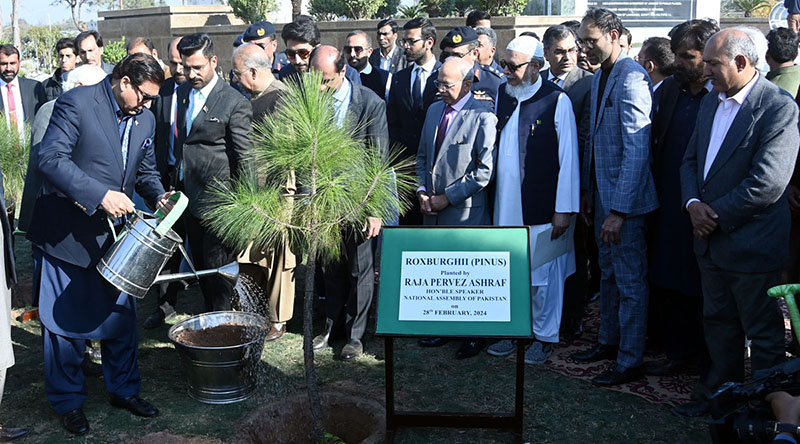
26, 53, 172, 435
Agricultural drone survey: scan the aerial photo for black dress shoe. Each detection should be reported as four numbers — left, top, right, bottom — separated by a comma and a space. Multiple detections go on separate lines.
143, 308, 166, 329
62, 408, 90, 435
672, 399, 710, 418
340, 339, 363, 361
592, 364, 644, 386
418, 337, 450, 347
644, 358, 689, 377
109, 394, 159, 417
456, 340, 484, 360
0, 425, 28, 442
571, 343, 618, 362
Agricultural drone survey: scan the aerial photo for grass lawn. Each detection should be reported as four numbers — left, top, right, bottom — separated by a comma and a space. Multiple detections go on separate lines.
2, 237, 710, 443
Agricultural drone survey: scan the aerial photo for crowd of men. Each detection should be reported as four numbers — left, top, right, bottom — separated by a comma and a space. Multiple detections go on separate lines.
0, 5, 800, 440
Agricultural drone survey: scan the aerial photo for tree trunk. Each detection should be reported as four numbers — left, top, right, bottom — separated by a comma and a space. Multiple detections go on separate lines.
291, 0, 302, 19
303, 235, 325, 442
71, 0, 83, 32
11, 0, 19, 51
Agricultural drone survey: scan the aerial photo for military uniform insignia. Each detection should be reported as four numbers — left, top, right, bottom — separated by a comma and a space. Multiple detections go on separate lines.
453, 34, 462, 44
257, 28, 265, 37
472, 90, 494, 102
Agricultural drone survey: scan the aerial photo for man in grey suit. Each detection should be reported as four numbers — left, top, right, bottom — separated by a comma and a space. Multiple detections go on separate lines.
175, 33, 253, 312
676, 28, 800, 417
415, 57, 497, 359
416, 57, 496, 227
572, 8, 658, 387
310, 46, 386, 361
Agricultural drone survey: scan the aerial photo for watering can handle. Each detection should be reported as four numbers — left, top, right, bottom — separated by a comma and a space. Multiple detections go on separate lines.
154, 192, 188, 237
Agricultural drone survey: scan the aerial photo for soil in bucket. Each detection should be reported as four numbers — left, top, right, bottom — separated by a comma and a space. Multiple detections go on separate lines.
174, 324, 259, 347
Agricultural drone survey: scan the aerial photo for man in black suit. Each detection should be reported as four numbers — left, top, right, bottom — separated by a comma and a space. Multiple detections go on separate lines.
309, 45, 386, 361
387, 17, 441, 226
75, 31, 115, 74
541, 24, 595, 340
277, 15, 361, 86
370, 19, 407, 74
40, 38, 78, 102
0, 45, 41, 127
175, 33, 253, 312
143, 36, 187, 329
345, 30, 389, 100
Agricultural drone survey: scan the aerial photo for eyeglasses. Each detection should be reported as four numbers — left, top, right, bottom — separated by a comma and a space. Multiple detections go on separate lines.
500, 60, 531, 71
401, 38, 423, 47
433, 79, 463, 90
552, 47, 579, 57
344, 46, 365, 55
133, 85, 159, 103
286, 48, 312, 60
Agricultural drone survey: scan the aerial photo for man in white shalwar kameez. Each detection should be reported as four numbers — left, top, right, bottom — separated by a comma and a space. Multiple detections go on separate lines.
486, 36, 580, 364
0, 167, 28, 441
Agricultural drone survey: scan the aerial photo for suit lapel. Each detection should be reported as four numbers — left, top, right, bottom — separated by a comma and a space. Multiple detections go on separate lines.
433, 98, 471, 167
94, 84, 125, 175
703, 79, 762, 184
188, 80, 222, 139
175, 83, 191, 161
347, 84, 364, 130
594, 62, 622, 130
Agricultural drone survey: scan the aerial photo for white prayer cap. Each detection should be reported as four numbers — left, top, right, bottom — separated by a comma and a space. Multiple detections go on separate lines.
506, 35, 543, 58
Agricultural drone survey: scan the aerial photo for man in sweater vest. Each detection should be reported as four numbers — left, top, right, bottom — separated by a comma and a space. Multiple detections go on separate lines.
485, 35, 580, 365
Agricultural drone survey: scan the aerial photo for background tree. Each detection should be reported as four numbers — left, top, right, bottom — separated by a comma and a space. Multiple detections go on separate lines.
22, 25, 65, 72
419, 0, 451, 17
310, 0, 385, 20
723, 0, 771, 17
11, 0, 19, 50
228, 0, 278, 23
397, 2, 427, 18
102, 37, 126, 64
478, 0, 526, 15
292, 0, 303, 18
374, 0, 400, 18
53, 0, 92, 31
309, 0, 345, 21
204, 72, 414, 443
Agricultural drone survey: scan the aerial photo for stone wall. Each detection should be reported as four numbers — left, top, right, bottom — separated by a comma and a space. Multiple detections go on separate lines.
98, 6, 578, 74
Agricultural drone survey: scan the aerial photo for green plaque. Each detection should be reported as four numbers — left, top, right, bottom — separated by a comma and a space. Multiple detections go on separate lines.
376, 226, 533, 338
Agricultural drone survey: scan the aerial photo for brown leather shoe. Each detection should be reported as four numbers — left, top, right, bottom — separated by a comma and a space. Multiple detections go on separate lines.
265, 323, 286, 342
0, 425, 28, 441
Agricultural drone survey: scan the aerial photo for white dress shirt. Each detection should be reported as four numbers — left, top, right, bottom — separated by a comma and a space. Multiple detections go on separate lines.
0, 77, 24, 132
703, 73, 759, 179
410, 57, 437, 96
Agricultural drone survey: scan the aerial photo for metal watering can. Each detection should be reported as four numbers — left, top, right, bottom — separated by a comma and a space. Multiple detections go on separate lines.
96, 192, 239, 298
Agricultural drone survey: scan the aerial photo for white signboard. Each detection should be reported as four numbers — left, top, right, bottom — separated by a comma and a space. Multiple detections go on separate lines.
398, 251, 511, 322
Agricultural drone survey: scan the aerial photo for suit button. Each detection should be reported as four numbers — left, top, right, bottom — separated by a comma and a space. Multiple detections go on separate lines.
701, 188, 705, 193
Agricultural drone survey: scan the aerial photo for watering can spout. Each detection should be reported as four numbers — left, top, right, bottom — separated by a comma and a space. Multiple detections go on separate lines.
153, 261, 239, 285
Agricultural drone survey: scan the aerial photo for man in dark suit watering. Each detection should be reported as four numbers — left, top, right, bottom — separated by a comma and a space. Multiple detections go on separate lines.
27, 53, 171, 435
677, 28, 800, 416
175, 33, 253, 312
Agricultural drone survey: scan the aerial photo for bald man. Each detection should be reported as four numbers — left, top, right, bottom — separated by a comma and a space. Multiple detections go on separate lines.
309, 45, 387, 361
676, 28, 800, 417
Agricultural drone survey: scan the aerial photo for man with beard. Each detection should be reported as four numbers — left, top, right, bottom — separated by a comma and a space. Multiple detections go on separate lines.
345, 30, 390, 100
485, 35, 580, 364
174, 33, 253, 312
387, 17, 441, 226
0, 45, 41, 128
370, 19, 407, 74
647, 20, 717, 397
40, 38, 78, 102
637, 37, 673, 93
571, 8, 657, 387
142, 36, 188, 329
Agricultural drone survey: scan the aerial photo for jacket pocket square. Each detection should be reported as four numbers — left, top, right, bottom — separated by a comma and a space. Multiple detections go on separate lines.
208, 117, 220, 123
140, 138, 153, 150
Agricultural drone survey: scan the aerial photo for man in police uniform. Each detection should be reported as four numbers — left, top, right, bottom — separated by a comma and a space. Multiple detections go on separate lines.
475, 26, 504, 78
439, 26, 503, 104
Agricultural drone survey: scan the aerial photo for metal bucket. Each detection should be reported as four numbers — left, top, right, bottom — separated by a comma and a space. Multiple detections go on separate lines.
168, 311, 269, 404
96, 211, 183, 298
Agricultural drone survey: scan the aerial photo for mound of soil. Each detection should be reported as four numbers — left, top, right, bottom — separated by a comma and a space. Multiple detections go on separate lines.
174, 324, 258, 347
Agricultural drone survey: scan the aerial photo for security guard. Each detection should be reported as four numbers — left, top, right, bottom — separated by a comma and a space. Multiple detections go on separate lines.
439, 26, 503, 104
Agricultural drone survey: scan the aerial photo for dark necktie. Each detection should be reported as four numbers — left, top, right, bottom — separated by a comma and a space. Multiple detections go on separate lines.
434, 105, 456, 159
412, 66, 423, 108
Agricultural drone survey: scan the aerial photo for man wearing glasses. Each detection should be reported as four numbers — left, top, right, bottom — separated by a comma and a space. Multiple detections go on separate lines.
485, 35, 580, 366
344, 30, 390, 100
27, 53, 171, 435
369, 19, 407, 74
174, 33, 253, 312
387, 17, 441, 226
439, 26, 502, 104
277, 15, 361, 86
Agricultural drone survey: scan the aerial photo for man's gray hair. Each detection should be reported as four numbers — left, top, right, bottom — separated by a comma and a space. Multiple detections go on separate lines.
475, 26, 496, 49
63, 64, 107, 92
346, 30, 373, 49
732, 26, 767, 70
531, 56, 545, 68
720, 26, 763, 68
233, 43, 273, 70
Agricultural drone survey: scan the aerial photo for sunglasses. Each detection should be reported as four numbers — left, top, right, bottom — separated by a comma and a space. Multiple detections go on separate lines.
286, 48, 311, 60
500, 60, 531, 71
344, 45, 365, 55
134, 85, 159, 102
